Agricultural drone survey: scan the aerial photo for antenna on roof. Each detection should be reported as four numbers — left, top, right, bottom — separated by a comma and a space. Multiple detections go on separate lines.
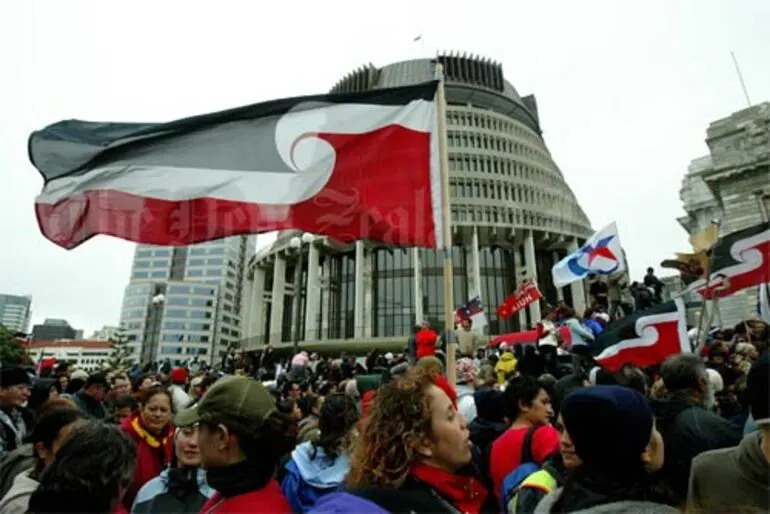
730, 51, 752, 108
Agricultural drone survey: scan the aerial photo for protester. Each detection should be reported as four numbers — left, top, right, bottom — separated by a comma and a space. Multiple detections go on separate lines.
168, 368, 191, 412
535, 386, 675, 513
25, 420, 136, 513
0, 407, 85, 513
415, 320, 439, 360
490, 375, 558, 497
313, 367, 490, 513
281, 393, 358, 512
71, 372, 109, 420
174, 375, 295, 513
0, 367, 33, 460
687, 354, 770, 512
121, 386, 175, 509
131, 424, 215, 513
455, 358, 478, 423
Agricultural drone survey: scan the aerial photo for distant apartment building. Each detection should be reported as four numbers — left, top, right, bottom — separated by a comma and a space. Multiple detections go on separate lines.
89, 325, 121, 341
0, 294, 32, 333
118, 236, 254, 365
28, 340, 111, 372
678, 102, 770, 326
31, 318, 80, 341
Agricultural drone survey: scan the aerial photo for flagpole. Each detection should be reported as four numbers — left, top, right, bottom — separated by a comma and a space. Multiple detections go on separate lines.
435, 61, 457, 387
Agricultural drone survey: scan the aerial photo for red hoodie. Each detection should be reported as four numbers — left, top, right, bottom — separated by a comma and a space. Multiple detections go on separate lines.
200, 479, 291, 514
416, 328, 439, 359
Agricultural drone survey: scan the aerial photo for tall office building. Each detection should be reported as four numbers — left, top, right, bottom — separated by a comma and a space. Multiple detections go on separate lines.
119, 236, 254, 365
0, 294, 32, 333
678, 102, 770, 326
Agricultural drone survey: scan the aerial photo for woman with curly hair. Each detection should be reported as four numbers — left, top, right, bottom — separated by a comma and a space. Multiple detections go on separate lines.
310, 367, 490, 514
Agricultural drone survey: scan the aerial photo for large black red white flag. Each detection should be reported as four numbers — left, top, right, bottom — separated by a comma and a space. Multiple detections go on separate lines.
592, 299, 690, 372
29, 82, 442, 249
682, 222, 770, 299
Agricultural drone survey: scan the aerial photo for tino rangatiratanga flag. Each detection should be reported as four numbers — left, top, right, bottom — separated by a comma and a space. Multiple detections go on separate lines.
29, 82, 442, 250
592, 298, 691, 372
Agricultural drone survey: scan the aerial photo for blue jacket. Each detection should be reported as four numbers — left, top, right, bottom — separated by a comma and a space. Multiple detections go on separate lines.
131, 468, 215, 514
281, 441, 350, 513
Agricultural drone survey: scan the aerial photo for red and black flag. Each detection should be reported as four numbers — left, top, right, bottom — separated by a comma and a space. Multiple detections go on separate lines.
29, 82, 442, 250
592, 299, 690, 372
683, 222, 770, 299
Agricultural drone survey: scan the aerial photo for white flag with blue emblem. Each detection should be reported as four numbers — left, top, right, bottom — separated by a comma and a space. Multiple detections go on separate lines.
552, 222, 626, 287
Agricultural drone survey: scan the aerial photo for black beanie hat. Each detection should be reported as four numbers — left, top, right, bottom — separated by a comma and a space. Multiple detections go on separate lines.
562, 385, 653, 472
747, 355, 769, 426
0, 367, 32, 388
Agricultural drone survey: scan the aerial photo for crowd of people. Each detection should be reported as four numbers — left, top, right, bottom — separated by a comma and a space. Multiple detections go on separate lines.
0, 297, 767, 513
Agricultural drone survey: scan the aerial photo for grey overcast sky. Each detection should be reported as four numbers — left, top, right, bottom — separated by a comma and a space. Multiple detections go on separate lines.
1, 0, 768, 335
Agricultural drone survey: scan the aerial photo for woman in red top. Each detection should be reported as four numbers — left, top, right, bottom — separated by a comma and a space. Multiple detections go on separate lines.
120, 386, 174, 509
489, 375, 559, 498
315, 367, 491, 514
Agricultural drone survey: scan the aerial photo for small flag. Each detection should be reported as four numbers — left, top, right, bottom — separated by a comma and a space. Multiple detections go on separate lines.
592, 299, 690, 372
496, 279, 542, 319
552, 222, 626, 287
456, 296, 487, 330
29, 82, 442, 250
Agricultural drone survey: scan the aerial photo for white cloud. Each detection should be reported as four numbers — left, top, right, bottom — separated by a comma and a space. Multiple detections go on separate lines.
1, 0, 768, 333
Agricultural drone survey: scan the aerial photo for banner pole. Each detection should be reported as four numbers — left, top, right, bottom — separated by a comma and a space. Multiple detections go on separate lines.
435, 62, 456, 387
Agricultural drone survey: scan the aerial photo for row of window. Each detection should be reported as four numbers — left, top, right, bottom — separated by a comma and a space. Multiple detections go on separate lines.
133, 259, 170, 269
160, 346, 209, 355
219, 327, 241, 338
163, 321, 211, 331
447, 132, 548, 165
446, 108, 540, 146
126, 284, 152, 297
162, 333, 210, 343
165, 309, 213, 319
166, 297, 214, 307
449, 205, 585, 234
449, 178, 570, 209
221, 315, 240, 327
167, 285, 217, 296
448, 155, 559, 189
133, 271, 168, 280
187, 257, 226, 267
188, 246, 227, 256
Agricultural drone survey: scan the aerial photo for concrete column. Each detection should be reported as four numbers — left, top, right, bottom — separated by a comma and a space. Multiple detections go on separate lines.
513, 246, 528, 330
568, 238, 587, 314
269, 256, 286, 344
244, 266, 266, 351
320, 259, 331, 340
469, 226, 482, 298
354, 241, 365, 338
552, 251, 564, 302
304, 243, 320, 341
413, 248, 424, 324
363, 250, 373, 338
524, 230, 542, 322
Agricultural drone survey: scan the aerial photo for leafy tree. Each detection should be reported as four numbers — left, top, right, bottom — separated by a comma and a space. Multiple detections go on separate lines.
107, 327, 134, 371
0, 324, 29, 367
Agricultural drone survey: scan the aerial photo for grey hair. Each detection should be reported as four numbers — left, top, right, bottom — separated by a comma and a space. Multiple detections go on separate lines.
660, 353, 707, 393
27, 420, 136, 513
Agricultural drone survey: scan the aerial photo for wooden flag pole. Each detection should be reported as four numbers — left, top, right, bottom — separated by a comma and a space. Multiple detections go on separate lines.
435, 62, 457, 387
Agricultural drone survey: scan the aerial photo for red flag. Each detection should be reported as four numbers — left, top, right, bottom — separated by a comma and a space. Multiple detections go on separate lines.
496, 280, 542, 319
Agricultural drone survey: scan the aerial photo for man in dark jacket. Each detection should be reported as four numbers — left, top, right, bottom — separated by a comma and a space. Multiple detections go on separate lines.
0, 367, 32, 459
71, 372, 109, 420
651, 354, 742, 504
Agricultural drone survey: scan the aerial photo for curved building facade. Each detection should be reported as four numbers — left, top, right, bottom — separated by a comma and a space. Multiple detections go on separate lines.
242, 55, 593, 352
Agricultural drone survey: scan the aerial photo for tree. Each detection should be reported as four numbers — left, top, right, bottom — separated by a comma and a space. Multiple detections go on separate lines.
0, 324, 28, 367
107, 327, 133, 371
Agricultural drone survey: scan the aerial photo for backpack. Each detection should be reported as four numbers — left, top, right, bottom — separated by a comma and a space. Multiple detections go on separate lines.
500, 425, 541, 513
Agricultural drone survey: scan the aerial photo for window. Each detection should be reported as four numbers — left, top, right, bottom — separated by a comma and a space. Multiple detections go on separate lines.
132, 271, 149, 279
187, 269, 203, 277
167, 297, 188, 306
134, 260, 150, 268
208, 258, 224, 266
154, 249, 171, 257
135, 250, 152, 258
150, 271, 166, 278
165, 309, 188, 318
190, 248, 207, 256
194, 286, 216, 295
168, 285, 191, 294
189, 259, 205, 266
151, 260, 168, 268
190, 298, 213, 307
128, 284, 150, 296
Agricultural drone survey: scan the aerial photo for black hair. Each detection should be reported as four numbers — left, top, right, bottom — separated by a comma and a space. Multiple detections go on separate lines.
312, 393, 359, 461
26, 420, 136, 513
28, 378, 57, 413
502, 375, 546, 421
595, 365, 648, 396
25, 407, 86, 476
84, 372, 108, 389
112, 394, 138, 411
133, 372, 157, 392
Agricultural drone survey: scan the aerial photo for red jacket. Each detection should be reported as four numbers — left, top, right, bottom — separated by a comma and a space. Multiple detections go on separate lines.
120, 413, 174, 510
200, 479, 291, 514
416, 328, 439, 359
